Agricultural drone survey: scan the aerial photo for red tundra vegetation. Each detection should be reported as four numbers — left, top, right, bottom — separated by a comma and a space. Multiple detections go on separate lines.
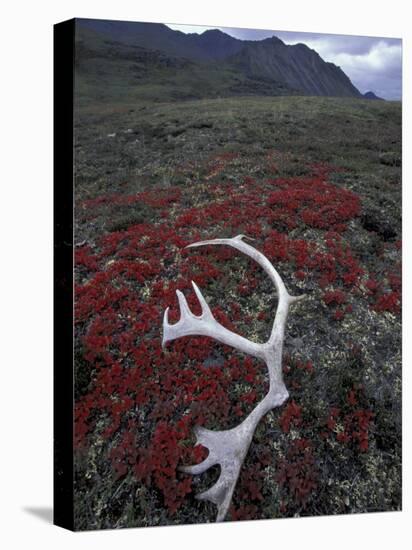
74, 154, 400, 523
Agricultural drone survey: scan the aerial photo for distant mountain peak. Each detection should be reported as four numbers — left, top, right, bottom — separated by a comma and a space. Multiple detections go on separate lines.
201, 29, 226, 36
262, 35, 285, 45
363, 91, 384, 100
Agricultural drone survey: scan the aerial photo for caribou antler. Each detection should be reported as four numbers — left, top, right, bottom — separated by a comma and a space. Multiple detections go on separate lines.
162, 235, 306, 521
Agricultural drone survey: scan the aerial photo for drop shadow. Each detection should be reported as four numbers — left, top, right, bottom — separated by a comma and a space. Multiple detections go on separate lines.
23, 506, 53, 524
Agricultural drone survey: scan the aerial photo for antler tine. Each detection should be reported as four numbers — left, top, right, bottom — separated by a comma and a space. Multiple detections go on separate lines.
175, 289, 193, 318
163, 284, 209, 348
162, 281, 264, 359
197, 478, 235, 522
179, 452, 217, 475
191, 281, 213, 318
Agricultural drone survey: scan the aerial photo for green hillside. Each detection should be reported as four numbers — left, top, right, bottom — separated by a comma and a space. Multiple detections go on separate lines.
75, 27, 297, 106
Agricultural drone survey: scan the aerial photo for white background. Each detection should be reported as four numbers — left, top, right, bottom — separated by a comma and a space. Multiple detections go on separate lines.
0, 0, 410, 548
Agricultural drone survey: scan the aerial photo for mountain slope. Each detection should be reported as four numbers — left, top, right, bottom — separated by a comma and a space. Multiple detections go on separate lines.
228, 37, 361, 97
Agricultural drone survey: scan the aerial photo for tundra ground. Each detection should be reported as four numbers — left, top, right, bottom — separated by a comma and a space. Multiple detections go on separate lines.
73, 95, 401, 529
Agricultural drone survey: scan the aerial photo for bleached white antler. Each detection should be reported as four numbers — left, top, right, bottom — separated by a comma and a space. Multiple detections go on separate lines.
162, 234, 306, 521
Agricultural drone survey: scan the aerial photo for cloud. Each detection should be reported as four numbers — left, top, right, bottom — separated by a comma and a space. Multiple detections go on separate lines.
166, 24, 402, 100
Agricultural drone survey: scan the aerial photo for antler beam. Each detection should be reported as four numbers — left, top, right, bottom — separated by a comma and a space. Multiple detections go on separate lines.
162, 235, 306, 521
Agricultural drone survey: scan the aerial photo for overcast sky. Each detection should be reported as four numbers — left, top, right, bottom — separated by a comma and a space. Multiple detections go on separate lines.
167, 24, 402, 100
